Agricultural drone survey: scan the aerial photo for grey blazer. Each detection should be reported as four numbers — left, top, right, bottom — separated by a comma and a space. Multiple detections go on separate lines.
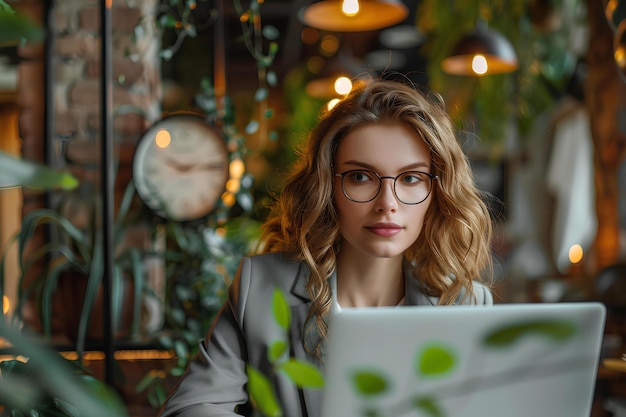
158, 252, 493, 417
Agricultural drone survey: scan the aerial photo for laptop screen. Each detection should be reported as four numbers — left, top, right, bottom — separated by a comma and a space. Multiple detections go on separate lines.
320, 302, 606, 417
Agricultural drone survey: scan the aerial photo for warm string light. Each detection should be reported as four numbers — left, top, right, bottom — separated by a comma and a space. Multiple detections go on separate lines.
221, 159, 245, 208
569, 244, 584, 264
2, 296, 9, 315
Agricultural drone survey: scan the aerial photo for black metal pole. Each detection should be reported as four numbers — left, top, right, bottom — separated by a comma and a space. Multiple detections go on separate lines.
100, 0, 115, 386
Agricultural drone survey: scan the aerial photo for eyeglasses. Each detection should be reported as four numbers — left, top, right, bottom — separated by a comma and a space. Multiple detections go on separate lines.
335, 169, 438, 205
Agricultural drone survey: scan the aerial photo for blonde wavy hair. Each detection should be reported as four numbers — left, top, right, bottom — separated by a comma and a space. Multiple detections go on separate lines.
260, 77, 493, 358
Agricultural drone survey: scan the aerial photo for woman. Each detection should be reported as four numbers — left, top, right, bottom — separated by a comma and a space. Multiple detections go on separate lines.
158, 77, 494, 417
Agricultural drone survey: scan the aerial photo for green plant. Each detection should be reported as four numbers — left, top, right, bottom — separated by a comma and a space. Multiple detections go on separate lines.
0, 7, 67, 192
0, 152, 79, 191
0, 2, 43, 45
0, 319, 128, 417
1, 180, 147, 355
247, 289, 325, 417
137, 213, 262, 406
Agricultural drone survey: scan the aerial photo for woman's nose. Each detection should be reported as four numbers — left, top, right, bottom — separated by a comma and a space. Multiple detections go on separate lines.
374, 178, 398, 212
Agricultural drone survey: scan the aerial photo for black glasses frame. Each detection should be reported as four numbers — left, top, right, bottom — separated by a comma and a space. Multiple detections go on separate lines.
335, 169, 438, 205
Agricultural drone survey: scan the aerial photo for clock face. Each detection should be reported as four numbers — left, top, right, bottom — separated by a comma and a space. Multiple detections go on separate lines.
133, 114, 229, 222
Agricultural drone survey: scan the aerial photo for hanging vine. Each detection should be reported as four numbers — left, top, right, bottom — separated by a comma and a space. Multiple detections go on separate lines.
137, 0, 281, 408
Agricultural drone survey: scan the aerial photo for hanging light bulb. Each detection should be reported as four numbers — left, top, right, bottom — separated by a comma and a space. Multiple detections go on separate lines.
301, 0, 408, 32
307, 73, 354, 99
442, 25, 518, 76
342, 0, 359, 16
306, 52, 363, 99
471, 55, 488, 75
334, 76, 353, 95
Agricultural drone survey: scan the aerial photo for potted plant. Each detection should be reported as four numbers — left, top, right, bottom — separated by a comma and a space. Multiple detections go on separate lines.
1, 177, 150, 354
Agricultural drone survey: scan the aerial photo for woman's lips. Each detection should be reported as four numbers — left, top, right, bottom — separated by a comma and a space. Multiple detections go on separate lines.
365, 223, 403, 237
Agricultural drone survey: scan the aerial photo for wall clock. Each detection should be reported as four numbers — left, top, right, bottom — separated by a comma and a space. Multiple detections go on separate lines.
133, 113, 229, 222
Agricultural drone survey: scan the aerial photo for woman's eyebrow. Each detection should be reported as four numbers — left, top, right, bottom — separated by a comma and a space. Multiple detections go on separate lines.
338, 160, 431, 171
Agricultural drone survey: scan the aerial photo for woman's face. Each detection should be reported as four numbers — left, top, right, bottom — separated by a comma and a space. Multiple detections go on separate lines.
333, 122, 434, 259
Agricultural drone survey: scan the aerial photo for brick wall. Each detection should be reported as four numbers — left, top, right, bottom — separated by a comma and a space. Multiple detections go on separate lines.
17, 0, 161, 203
50, 0, 161, 194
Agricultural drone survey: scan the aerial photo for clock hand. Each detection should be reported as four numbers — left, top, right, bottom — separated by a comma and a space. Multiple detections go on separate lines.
195, 162, 226, 171
164, 155, 195, 172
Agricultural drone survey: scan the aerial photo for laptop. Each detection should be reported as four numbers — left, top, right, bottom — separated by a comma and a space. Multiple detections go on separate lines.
320, 302, 606, 417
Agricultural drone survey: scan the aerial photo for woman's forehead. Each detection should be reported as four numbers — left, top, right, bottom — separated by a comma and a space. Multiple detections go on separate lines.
334, 123, 431, 171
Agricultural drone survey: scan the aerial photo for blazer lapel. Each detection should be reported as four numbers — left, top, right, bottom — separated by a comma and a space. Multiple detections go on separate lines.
404, 265, 440, 306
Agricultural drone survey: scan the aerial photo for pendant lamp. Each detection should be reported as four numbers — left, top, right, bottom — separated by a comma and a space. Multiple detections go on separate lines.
301, 0, 409, 32
305, 53, 363, 98
441, 24, 518, 76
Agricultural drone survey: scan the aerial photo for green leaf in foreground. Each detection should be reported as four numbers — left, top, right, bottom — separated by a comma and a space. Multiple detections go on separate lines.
0, 152, 79, 190
247, 366, 282, 417
268, 340, 287, 362
417, 344, 456, 377
483, 320, 577, 347
0, 9, 44, 45
278, 359, 324, 388
350, 369, 388, 396
413, 395, 444, 417
272, 289, 290, 330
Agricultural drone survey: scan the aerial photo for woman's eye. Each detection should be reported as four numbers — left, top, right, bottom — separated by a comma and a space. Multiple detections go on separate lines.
349, 171, 373, 182
401, 173, 424, 184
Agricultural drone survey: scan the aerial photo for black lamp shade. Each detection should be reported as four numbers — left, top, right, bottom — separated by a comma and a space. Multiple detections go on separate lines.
442, 26, 518, 76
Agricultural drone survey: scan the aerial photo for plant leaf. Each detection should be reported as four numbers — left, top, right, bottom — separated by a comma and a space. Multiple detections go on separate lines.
247, 366, 282, 417
350, 369, 388, 396
266, 70, 278, 87
272, 289, 290, 330
413, 395, 444, 417
417, 343, 456, 376
483, 320, 577, 347
128, 248, 144, 337
236, 191, 254, 212
158, 14, 177, 28
268, 340, 287, 363
262, 25, 279, 40
245, 120, 259, 134
278, 359, 324, 389
159, 48, 174, 60
255, 87, 268, 102
173, 338, 189, 360
0, 323, 128, 417
76, 229, 104, 354
0, 152, 79, 190
0, 9, 44, 45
